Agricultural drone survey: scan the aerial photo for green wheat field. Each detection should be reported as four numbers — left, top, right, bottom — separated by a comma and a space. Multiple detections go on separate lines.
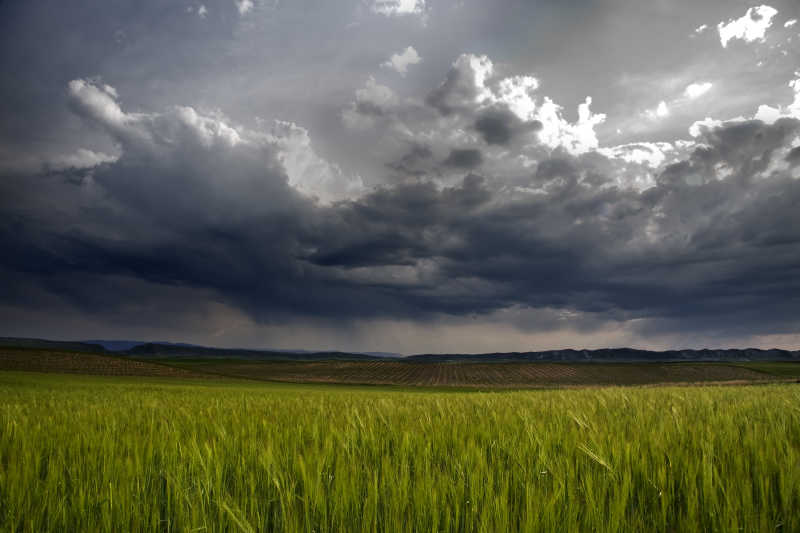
1, 371, 799, 532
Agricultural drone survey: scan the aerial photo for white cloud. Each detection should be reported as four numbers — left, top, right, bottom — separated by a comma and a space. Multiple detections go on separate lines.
785, 19, 797, 28
788, 76, 800, 117
494, 75, 539, 120
598, 142, 675, 169
645, 101, 669, 119
688, 74, 800, 137
689, 117, 720, 138
455, 53, 494, 104
684, 82, 713, 99
235, 0, 253, 15
341, 76, 399, 129
381, 46, 422, 76
694, 24, 708, 34
717, 5, 778, 47
198, 5, 208, 18
753, 104, 783, 123
270, 121, 364, 202
0, 146, 120, 174
746, 76, 800, 124
417, 54, 607, 155
535, 96, 606, 155
170, 106, 242, 147
371, 0, 424, 16
49, 148, 118, 171
69, 79, 361, 204
689, 116, 750, 137
359, 76, 398, 107
68, 79, 134, 133
453, 54, 604, 154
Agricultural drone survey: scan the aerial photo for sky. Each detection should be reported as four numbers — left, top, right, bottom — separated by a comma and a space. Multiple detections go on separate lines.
1, 0, 800, 353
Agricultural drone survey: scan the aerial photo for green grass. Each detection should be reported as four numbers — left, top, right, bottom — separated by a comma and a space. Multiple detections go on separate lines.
1, 372, 799, 532
735, 362, 800, 378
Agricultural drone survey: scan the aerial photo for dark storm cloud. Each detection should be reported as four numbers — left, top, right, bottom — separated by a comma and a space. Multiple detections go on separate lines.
474, 107, 541, 146
425, 67, 466, 116
386, 144, 433, 176
3, 96, 800, 340
443, 148, 482, 169
785, 145, 800, 166
424, 55, 493, 117
3, 0, 800, 348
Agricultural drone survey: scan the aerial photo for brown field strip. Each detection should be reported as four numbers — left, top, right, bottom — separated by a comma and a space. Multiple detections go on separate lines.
195, 360, 779, 388
0, 348, 214, 379
2, 348, 796, 387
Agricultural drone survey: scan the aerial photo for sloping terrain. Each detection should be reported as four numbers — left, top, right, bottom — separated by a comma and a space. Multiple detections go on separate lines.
0, 348, 213, 378
2, 346, 798, 387
186, 360, 785, 388
4, 337, 800, 363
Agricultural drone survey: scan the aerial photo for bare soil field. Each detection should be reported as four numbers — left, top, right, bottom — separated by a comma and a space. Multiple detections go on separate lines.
0, 348, 212, 379
191, 360, 784, 388
3, 348, 798, 387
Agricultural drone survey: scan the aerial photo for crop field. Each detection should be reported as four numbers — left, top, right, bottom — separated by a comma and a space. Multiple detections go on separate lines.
178, 359, 792, 388
0, 348, 211, 379
4, 348, 800, 388
1, 372, 799, 532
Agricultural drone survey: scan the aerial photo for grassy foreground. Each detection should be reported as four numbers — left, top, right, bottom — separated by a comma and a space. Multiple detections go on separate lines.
1, 372, 799, 532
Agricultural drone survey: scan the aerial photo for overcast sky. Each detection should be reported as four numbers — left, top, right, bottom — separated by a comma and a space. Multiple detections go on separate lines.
1, 0, 799, 353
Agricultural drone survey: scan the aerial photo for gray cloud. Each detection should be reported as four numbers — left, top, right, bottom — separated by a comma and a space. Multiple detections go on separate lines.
3, 0, 800, 349
4, 89, 800, 343
444, 148, 482, 168
474, 107, 540, 146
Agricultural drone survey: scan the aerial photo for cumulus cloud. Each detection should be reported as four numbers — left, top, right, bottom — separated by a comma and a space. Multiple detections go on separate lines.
424, 54, 605, 155
68, 79, 358, 204
270, 120, 364, 202
443, 148, 482, 169
47, 148, 118, 171
689, 117, 726, 138
717, 5, 778, 48
684, 82, 713, 99
597, 142, 675, 169
645, 100, 670, 119
697, 74, 800, 133
67, 79, 132, 133
426, 54, 495, 115
341, 76, 399, 129
235, 0, 253, 15
5, 57, 800, 348
0, 145, 119, 175
785, 19, 797, 28
536, 96, 606, 155
187, 5, 208, 18
370, 0, 424, 16
381, 46, 422, 75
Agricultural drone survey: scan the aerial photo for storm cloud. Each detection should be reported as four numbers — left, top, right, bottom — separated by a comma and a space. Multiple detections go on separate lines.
2, 0, 800, 351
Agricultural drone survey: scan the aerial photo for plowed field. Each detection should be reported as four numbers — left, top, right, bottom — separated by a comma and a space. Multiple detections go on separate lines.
0, 348, 211, 378
193, 360, 776, 387
3, 348, 794, 387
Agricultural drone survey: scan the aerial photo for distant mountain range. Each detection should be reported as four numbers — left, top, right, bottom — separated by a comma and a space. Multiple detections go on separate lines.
0, 337, 400, 361
406, 348, 800, 363
1, 337, 799, 363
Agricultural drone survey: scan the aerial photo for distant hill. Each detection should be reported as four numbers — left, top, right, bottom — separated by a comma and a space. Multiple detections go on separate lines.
0, 337, 106, 353
82, 340, 150, 352
125, 342, 386, 361
0, 337, 798, 362
0, 338, 396, 361
407, 348, 800, 363
83, 339, 401, 359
